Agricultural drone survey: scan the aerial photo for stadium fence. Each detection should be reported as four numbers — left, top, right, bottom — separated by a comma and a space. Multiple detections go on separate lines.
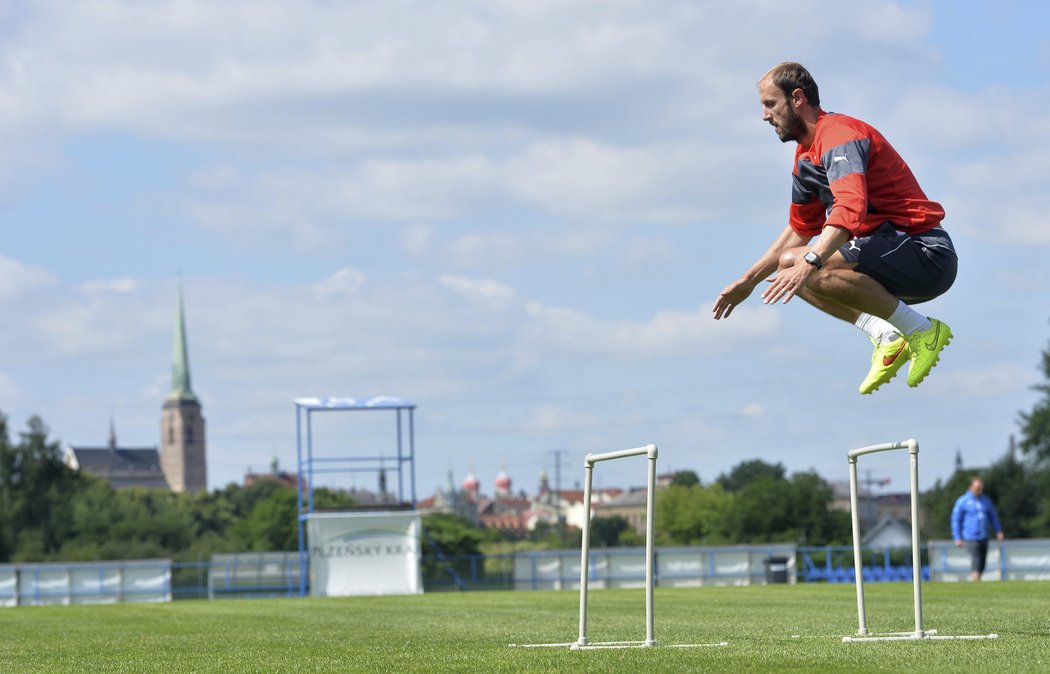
5, 539, 1050, 605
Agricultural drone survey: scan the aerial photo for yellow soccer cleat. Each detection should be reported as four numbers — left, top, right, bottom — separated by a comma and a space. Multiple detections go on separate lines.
905, 318, 953, 387
859, 335, 909, 395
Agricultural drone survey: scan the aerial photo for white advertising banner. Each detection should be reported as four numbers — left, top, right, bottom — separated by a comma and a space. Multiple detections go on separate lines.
307, 511, 422, 597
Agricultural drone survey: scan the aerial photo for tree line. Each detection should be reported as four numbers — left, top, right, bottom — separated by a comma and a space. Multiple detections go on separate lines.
0, 413, 355, 564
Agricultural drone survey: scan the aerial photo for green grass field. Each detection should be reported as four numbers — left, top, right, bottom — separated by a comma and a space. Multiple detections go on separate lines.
1, 582, 1047, 673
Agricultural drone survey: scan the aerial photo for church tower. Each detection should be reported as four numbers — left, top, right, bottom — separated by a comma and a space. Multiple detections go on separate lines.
160, 283, 207, 493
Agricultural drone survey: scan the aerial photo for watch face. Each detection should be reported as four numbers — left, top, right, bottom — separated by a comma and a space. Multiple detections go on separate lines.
805, 252, 821, 267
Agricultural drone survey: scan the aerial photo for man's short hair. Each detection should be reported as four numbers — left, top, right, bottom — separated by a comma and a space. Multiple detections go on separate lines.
762, 62, 820, 106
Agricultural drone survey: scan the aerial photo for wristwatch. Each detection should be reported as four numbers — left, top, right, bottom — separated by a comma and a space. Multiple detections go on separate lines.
803, 251, 823, 269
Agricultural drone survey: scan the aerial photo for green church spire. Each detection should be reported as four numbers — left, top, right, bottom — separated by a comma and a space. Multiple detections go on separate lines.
167, 282, 197, 402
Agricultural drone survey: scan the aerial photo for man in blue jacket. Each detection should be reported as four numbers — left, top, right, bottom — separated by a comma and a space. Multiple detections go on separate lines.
951, 476, 1005, 581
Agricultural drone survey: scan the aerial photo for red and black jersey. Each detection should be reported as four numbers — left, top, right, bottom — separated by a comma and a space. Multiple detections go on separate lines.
789, 112, 944, 238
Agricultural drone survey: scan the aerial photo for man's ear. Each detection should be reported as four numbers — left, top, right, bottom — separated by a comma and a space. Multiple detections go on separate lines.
792, 88, 806, 107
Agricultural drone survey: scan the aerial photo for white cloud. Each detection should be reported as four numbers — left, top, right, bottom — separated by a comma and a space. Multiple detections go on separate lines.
400, 224, 433, 257
505, 138, 702, 221
444, 231, 524, 269
741, 403, 765, 418
313, 268, 366, 300
522, 301, 778, 358
80, 277, 140, 294
528, 404, 602, 433
891, 87, 990, 150
998, 198, 1050, 245
855, 2, 933, 43
186, 157, 501, 246
928, 364, 1036, 397
0, 254, 56, 300
438, 275, 516, 305
942, 143, 1050, 245
1, 1, 716, 140
32, 292, 167, 356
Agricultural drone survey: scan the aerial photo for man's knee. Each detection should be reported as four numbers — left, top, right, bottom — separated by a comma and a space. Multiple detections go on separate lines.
778, 248, 800, 270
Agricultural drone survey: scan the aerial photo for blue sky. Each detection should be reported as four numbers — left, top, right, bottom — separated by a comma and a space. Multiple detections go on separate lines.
1, 0, 1048, 499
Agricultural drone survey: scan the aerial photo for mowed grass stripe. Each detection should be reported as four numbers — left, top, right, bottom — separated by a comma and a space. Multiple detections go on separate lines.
0, 582, 1046, 673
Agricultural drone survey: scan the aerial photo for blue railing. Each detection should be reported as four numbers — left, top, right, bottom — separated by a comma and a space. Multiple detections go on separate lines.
797, 545, 930, 583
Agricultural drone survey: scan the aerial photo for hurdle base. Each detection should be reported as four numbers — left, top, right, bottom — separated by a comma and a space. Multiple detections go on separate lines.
792, 629, 938, 640
843, 631, 997, 643
509, 639, 728, 650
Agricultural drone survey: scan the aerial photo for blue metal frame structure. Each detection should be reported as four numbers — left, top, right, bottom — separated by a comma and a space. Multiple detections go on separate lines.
293, 396, 417, 595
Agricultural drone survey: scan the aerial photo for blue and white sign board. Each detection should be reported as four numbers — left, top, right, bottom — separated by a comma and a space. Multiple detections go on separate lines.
307, 511, 422, 596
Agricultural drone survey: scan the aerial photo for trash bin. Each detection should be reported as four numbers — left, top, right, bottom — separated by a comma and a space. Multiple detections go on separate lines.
764, 556, 789, 584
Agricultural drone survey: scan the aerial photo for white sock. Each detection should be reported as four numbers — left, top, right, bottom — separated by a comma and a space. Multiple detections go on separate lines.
886, 301, 932, 336
854, 313, 900, 344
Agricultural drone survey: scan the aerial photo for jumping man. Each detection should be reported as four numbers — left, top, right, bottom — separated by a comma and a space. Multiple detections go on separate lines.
713, 62, 957, 393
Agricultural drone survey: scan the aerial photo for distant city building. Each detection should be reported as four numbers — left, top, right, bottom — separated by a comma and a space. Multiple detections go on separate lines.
829, 480, 879, 528
64, 283, 208, 493
476, 495, 531, 538
64, 421, 168, 490
244, 458, 302, 489
594, 488, 650, 535
419, 464, 631, 539
462, 467, 480, 499
494, 467, 512, 498
862, 515, 913, 548
829, 479, 926, 532
418, 470, 480, 524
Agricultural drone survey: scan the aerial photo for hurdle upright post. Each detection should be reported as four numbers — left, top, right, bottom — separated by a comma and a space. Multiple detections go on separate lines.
576, 456, 595, 647
907, 439, 923, 638
576, 444, 658, 649
644, 443, 657, 648
847, 451, 868, 636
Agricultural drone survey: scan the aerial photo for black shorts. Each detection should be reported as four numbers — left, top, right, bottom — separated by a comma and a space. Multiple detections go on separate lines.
963, 539, 989, 573
837, 222, 958, 304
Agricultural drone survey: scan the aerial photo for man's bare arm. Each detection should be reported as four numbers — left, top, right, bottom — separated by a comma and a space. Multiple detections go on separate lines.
713, 225, 811, 319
